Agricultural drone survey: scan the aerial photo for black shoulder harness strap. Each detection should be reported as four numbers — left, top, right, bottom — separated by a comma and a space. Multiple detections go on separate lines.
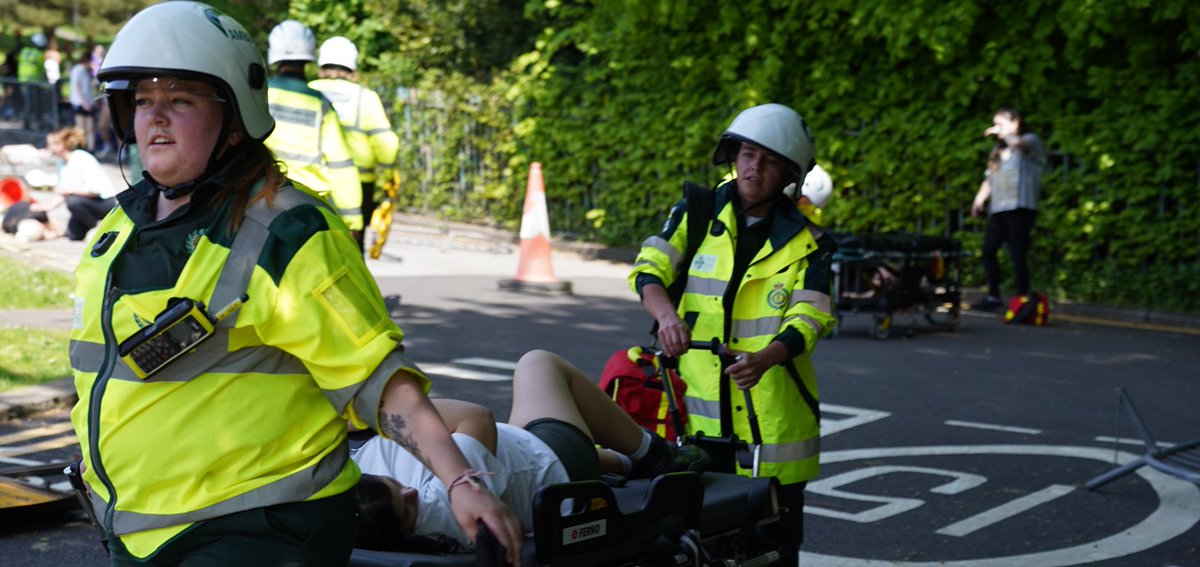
665, 181, 714, 306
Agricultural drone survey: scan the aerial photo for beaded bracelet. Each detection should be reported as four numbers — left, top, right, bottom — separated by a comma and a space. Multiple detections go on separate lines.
447, 469, 494, 503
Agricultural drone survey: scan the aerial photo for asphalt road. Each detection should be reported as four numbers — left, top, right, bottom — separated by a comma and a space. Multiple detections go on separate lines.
1, 230, 1197, 566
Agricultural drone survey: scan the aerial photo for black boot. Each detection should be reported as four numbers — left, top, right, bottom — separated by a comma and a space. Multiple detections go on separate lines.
629, 431, 711, 479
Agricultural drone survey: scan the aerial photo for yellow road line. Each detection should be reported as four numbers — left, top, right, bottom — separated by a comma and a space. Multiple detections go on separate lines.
1053, 313, 1200, 336
0, 422, 75, 445
0, 434, 80, 457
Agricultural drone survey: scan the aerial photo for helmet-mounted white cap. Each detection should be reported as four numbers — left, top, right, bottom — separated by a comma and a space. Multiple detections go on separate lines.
318, 36, 358, 71
800, 164, 833, 208
268, 20, 317, 65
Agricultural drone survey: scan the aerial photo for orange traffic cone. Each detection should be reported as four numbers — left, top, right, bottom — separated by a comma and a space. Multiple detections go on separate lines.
499, 163, 572, 294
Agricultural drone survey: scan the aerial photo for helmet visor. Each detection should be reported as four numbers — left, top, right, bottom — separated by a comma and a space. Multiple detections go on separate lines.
102, 75, 228, 143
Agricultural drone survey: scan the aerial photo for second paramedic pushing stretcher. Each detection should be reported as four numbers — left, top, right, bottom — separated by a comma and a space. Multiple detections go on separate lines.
631, 103, 837, 565
69, 3, 521, 565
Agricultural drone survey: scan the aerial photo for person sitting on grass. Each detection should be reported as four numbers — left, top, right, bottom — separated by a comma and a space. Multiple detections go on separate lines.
353, 349, 711, 551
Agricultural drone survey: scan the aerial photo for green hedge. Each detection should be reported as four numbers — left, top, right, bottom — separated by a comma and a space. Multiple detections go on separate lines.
310, 0, 1200, 312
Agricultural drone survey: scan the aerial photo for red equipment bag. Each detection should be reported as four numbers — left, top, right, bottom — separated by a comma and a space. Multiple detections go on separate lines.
597, 347, 688, 442
1005, 292, 1050, 326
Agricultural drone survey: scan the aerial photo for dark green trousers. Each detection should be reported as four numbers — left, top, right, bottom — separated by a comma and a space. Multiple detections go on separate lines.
108, 491, 358, 567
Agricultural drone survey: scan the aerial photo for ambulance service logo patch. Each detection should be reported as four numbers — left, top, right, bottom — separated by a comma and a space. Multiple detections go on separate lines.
767, 283, 788, 310
185, 229, 206, 255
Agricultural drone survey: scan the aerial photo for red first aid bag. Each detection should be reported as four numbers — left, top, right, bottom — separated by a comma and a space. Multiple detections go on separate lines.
1005, 292, 1050, 326
598, 347, 688, 442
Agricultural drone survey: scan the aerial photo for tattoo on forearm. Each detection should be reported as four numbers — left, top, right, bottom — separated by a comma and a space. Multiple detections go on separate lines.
382, 412, 430, 469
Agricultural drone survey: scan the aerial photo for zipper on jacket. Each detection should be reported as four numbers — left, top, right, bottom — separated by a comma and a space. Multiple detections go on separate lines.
88, 282, 122, 533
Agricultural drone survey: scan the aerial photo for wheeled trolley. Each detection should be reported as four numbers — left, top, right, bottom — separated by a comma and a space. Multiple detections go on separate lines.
831, 231, 968, 340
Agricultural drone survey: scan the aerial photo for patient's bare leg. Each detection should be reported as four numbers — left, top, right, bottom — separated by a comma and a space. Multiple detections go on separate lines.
508, 349, 644, 455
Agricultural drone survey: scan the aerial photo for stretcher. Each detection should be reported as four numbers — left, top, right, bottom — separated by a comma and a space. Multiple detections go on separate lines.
0, 461, 80, 523
349, 471, 781, 566
830, 231, 968, 340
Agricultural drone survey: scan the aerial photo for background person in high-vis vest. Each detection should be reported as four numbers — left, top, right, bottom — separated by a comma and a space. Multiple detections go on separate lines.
310, 36, 400, 255
73, 3, 522, 564
630, 103, 836, 566
263, 20, 365, 244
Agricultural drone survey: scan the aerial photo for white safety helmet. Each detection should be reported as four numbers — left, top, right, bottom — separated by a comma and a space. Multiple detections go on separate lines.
31, 33, 48, 49
318, 36, 358, 71
713, 103, 816, 183
800, 164, 833, 208
268, 20, 317, 65
98, 1, 273, 142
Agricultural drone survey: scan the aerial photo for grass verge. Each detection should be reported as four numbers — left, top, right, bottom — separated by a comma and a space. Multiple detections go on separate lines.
0, 327, 71, 392
0, 253, 73, 309
0, 252, 73, 392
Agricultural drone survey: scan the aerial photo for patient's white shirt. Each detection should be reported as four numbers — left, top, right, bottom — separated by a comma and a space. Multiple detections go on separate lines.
353, 423, 569, 547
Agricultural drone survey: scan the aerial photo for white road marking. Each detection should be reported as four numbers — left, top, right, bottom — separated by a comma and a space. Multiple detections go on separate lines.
0, 435, 79, 457
0, 422, 75, 445
944, 420, 1042, 435
821, 404, 891, 436
1094, 435, 1176, 449
935, 484, 1075, 537
0, 455, 42, 466
451, 358, 518, 371
800, 445, 1200, 566
419, 363, 512, 382
807, 466, 987, 523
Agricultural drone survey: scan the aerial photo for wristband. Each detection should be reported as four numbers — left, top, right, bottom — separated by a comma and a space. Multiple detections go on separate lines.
447, 469, 494, 502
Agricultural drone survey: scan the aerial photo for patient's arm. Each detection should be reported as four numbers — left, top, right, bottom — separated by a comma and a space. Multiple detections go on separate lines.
431, 398, 499, 455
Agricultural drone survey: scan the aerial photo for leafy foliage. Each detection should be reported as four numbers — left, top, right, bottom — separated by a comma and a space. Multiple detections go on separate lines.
506, 0, 1200, 312
31, 1, 1197, 312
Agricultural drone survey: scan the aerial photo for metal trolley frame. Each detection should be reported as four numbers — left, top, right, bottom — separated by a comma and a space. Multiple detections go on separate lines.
831, 232, 969, 340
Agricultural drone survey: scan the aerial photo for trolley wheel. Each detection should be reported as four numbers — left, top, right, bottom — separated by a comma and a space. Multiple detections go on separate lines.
872, 314, 892, 341
923, 303, 962, 332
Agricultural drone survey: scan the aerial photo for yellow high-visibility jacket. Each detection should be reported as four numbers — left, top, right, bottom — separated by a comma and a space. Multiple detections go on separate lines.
265, 73, 363, 230
69, 170, 423, 557
630, 180, 836, 485
309, 78, 399, 184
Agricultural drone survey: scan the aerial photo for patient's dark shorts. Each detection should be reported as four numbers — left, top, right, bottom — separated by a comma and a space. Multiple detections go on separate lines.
525, 417, 600, 482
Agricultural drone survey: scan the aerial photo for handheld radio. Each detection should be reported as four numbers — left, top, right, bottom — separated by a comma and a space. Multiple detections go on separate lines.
118, 294, 248, 379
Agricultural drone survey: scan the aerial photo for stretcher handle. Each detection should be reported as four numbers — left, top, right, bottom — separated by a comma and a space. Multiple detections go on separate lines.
65, 460, 109, 553
659, 339, 765, 473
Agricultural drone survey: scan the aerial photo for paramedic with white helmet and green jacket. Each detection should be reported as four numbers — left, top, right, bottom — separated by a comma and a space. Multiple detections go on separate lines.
70, 3, 521, 564
310, 36, 400, 254
263, 20, 365, 244
630, 103, 837, 566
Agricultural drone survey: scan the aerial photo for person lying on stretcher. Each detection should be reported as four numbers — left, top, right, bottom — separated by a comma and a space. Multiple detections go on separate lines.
352, 350, 711, 551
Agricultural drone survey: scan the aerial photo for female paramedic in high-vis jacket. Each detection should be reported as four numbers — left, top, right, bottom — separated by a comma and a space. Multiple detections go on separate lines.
630, 103, 837, 566
69, 3, 520, 565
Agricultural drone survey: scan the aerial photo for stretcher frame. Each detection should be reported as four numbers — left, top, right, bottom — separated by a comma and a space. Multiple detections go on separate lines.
831, 231, 969, 340
349, 471, 781, 566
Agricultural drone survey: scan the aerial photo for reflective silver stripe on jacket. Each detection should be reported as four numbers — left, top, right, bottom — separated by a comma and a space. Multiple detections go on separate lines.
93, 442, 349, 535
685, 276, 726, 297
349, 349, 423, 432
783, 313, 826, 336
640, 235, 682, 269
791, 290, 832, 315
69, 337, 306, 382
731, 316, 783, 340
271, 149, 322, 165
682, 396, 819, 462
269, 104, 319, 127
684, 396, 722, 421
759, 437, 820, 463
